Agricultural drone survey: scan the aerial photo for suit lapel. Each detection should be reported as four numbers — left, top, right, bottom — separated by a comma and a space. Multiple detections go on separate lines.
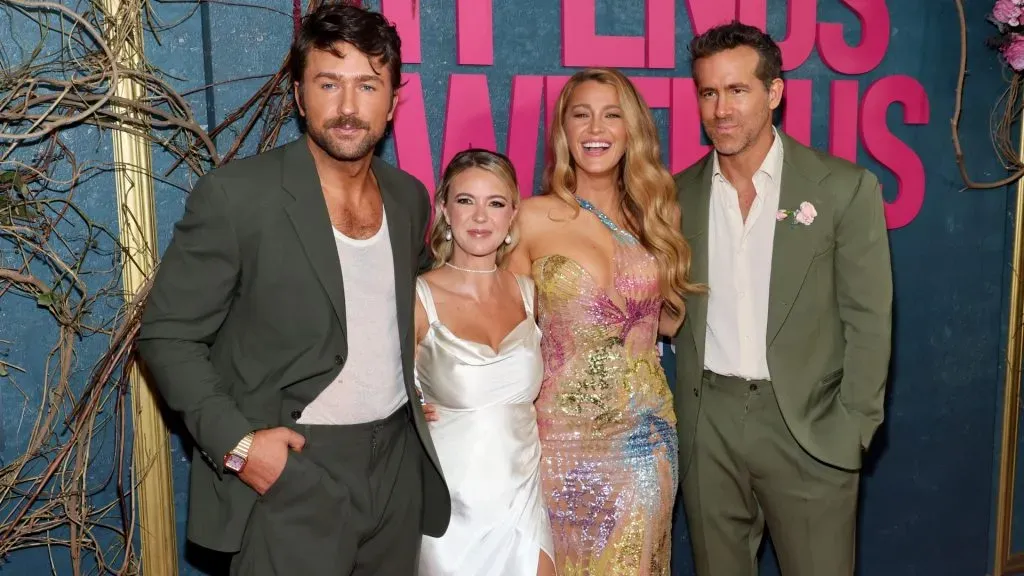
373, 162, 437, 471
766, 135, 829, 347
280, 142, 418, 349
281, 139, 347, 337
683, 156, 713, 368
373, 157, 414, 353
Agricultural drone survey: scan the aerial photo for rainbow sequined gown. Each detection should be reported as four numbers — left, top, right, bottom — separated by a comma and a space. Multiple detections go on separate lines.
532, 199, 679, 575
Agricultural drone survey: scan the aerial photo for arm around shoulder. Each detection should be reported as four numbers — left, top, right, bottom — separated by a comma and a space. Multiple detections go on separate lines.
137, 174, 253, 475
834, 168, 893, 452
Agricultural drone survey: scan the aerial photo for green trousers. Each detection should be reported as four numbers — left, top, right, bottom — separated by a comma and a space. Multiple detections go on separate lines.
230, 404, 424, 576
681, 372, 859, 576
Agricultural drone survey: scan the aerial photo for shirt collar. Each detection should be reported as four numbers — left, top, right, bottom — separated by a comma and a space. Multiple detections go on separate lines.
712, 127, 784, 187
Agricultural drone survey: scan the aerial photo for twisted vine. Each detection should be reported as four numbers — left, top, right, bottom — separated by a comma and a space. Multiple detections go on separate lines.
952, 0, 1024, 190
0, 0, 342, 572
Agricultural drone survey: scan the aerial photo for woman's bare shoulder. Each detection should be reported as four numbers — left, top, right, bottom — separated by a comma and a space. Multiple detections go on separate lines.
519, 194, 575, 223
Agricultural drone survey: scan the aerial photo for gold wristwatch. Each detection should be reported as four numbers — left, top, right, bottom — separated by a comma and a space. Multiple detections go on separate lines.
224, 432, 255, 474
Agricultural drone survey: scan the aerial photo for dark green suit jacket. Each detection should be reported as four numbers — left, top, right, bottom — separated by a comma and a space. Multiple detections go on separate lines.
137, 138, 450, 552
673, 132, 893, 473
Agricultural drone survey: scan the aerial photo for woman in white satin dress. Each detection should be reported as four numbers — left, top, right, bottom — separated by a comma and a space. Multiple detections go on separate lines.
414, 149, 556, 576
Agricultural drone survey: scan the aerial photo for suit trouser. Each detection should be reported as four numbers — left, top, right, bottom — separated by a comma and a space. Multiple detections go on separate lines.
681, 371, 859, 576
230, 403, 424, 576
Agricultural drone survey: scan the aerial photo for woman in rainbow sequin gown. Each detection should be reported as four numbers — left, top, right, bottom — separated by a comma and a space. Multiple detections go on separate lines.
508, 68, 700, 575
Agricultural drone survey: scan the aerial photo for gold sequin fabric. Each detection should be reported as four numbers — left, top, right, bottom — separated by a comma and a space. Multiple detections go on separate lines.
532, 224, 678, 575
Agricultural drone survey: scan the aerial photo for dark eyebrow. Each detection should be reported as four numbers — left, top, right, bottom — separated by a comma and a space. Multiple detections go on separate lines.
698, 83, 750, 96
312, 72, 383, 84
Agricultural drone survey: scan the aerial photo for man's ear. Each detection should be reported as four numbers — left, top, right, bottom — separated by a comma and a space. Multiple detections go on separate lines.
767, 78, 784, 111
387, 88, 399, 122
294, 81, 306, 117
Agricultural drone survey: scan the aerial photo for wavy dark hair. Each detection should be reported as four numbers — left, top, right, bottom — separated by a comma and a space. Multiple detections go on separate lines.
289, 2, 403, 89
689, 20, 782, 90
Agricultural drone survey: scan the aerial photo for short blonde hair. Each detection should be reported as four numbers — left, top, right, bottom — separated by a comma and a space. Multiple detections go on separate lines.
428, 149, 521, 268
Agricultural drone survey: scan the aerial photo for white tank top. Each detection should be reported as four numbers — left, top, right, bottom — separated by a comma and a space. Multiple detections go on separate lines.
297, 211, 407, 425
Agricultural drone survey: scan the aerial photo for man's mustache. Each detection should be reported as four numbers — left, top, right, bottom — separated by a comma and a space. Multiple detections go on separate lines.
326, 115, 369, 130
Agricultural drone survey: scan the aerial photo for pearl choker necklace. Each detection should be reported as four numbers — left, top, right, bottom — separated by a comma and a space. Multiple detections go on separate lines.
445, 262, 497, 274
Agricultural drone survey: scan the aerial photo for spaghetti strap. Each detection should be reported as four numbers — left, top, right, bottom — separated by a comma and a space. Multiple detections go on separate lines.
514, 274, 535, 317
415, 277, 440, 324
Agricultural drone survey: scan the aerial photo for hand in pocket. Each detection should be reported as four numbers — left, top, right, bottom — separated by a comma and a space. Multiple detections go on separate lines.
238, 427, 306, 495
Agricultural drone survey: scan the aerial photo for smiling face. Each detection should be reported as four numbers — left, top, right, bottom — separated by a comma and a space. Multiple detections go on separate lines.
294, 42, 399, 162
443, 167, 517, 260
693, 45, 783, 158
562, 80, 628, 180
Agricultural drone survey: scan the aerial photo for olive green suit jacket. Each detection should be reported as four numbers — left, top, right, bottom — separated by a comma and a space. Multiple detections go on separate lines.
137, 138, 450, 552
673, 132, 893, 473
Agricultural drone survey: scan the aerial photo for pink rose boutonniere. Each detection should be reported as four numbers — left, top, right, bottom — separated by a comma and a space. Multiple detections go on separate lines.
776, 201, 817, 226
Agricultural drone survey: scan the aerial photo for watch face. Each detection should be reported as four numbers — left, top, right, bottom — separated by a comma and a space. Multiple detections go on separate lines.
224, 453, 245, 473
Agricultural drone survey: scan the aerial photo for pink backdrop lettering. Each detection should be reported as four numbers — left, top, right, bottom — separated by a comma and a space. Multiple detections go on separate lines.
383, 0, 928, 230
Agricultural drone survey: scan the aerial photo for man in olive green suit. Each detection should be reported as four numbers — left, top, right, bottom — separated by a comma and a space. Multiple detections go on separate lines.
137, 4, 449, 575
673, 22, 893, 576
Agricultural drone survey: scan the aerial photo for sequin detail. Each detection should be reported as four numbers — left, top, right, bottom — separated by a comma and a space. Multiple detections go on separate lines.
534, 201, 678, 575
575, 196, 639, 245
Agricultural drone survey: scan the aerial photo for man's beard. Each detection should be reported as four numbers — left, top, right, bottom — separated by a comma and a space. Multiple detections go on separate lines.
307, 114, 384, 162
707, 114, 769, 157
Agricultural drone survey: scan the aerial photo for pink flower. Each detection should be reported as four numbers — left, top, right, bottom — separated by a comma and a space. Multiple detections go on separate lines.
785, 202, 815, 225
994, 0, 1024, 26
778, 203, 816, 225
1004, 34, 1024, 71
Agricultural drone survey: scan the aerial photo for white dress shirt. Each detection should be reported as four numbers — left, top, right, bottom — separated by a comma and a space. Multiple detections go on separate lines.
703, 129, 784, 380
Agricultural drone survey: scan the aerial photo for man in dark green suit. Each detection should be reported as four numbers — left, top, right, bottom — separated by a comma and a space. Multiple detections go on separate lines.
137, 4, 449, 575
673, 22, 893, 575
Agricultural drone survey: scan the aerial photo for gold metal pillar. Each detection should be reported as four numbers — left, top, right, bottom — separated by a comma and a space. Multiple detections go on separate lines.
100, 0, 179, 573
994, 119, 1024, 576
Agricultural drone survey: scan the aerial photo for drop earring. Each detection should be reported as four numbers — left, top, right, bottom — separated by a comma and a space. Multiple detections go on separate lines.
504, 234, 512, 245
444, 228, 452, 241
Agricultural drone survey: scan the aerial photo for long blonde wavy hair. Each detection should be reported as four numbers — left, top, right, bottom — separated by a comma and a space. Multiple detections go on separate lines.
542, 67, 699, 316
428, 148, 521, 268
